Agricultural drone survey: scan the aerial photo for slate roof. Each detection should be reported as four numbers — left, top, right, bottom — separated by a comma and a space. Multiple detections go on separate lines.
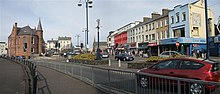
17, 26, 37, 35
58, 37, 71, 40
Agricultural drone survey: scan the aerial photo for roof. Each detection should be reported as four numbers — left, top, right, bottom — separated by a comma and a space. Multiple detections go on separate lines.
47, 40, 58, 43
58, 36, 71, 40
17, 26, 37, 35
93, 42, 107, 46
37, 19, 43, 31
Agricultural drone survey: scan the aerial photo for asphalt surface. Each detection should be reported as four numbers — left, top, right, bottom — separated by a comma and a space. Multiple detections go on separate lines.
37, 65, 106, 94
0, 58, 26, 94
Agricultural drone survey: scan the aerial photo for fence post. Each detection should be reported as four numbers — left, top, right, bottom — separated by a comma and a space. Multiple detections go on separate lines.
33, 75, 38, 94
119, 60, 121, 67
177, 80, 181, 94
108, 59, 111, 66
135, 73, 138, 94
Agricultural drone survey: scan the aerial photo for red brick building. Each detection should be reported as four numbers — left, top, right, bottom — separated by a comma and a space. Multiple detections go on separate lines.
8, 19, 45, 58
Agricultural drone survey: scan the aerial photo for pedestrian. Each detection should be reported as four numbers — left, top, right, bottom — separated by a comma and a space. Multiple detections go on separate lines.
196, 49, 199, 58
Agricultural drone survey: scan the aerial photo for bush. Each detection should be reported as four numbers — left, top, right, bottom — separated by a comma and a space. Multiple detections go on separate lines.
72, 53, 96, 61
146, 56, 164, 62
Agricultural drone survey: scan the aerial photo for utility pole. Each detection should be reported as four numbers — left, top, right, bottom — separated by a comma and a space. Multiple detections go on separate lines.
96, 19, 101, 60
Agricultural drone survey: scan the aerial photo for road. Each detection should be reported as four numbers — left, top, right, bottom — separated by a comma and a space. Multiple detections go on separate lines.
0, 58, 26, 94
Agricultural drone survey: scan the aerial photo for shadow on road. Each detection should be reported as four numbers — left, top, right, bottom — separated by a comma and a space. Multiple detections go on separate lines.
37, 71, 52, 94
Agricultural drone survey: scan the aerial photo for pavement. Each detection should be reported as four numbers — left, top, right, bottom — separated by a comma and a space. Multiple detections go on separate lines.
0, 58, 26, 94
36, 65, 106, 94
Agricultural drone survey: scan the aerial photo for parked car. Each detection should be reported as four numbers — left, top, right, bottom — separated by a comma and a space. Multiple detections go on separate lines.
102, 52, 109, 58
137, 57, 220, 93
159, 51, 182, 58
115, 53, 134, 61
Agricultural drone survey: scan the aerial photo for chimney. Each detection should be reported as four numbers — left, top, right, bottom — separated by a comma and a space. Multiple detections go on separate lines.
14, 22, 17, 28
162, 9, 170, 15
143, 17, 151, 22
151, 13, 160, 19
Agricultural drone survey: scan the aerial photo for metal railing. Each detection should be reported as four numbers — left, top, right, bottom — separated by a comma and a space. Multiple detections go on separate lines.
35, 61, 220, 94
1, 56, 38, 94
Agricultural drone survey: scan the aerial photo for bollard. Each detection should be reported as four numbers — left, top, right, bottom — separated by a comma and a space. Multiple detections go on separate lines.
119, 60, 121, 67
108, 59, 111, 66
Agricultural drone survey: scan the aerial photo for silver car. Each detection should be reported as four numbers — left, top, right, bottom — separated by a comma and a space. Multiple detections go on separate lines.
159, 51, 181, 58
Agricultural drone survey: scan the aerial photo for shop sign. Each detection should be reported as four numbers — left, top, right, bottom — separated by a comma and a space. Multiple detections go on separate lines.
193, 44, 199, 47
159, 37, 206, 45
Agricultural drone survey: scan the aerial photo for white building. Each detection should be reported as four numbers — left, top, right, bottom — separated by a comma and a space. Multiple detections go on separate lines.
58, 36, 72, 51
160, 0, 215, 55
46, 38, 58, 50
0, 42, 7, 56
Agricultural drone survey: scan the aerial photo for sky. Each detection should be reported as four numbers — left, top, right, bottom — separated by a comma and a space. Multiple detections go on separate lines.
0, 0, 220, 48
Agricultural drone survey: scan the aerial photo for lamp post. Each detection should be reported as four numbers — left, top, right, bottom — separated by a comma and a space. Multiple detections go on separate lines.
96, 19, 101, 60
204, 0, 209, 59
78, 0, 93, 52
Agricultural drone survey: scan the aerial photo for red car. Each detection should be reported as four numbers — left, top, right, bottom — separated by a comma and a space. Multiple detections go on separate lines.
137, 57, 220, 93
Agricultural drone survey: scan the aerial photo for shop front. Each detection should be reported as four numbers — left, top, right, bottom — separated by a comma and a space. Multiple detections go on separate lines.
148, 42, 158, 56
138, 42, 149, 55
159, 37, 206, 56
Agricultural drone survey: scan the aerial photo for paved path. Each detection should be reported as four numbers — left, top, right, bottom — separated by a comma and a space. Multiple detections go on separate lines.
37, 66, 106, 94
0, 58, 26, 94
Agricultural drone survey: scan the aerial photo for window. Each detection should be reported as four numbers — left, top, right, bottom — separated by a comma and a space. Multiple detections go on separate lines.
142, 35, 144, 42
166, 30, 169, 38
171, 16, 174, 24
146, 35, 148, 41
158, 32, 161, 40
31, 37, 34, 44
165, 18, 168, 26
149, 35, 152, 41
152, 23, 155, 30
162, 31, 165, 39
160, 20, 163, 27
31, 48, 34, 53
156, 22, 159, 28
176, 12, 179, 23
152, 34, 155, 40
179, 60, 204, 69
154, 60, 179, 69
146, 25, 148, 31
149, 24, 151, 30
182, 12, 186, 21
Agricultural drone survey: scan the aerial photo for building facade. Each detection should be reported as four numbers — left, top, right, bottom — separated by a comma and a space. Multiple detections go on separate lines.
46, 38, 59, 54
0, 42, 7, 56
8, 20, 45, 58
162, 0, 215, 56
58, 36, 72, 51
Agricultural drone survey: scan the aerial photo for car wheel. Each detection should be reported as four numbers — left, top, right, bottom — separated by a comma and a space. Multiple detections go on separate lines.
190, 83, 203, 94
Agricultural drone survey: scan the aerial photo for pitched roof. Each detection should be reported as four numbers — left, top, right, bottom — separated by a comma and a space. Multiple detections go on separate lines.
17, 26, 37, 35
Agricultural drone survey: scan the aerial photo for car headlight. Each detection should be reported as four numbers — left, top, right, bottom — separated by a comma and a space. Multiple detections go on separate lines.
126, 57, 129, 59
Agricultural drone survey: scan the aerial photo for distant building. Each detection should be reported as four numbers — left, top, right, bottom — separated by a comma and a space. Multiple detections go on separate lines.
93, 36, 107, 52
8, 19, 45, 58
58, 36, 72, 51
46, 38, 58, 50
0, 42, 7, 55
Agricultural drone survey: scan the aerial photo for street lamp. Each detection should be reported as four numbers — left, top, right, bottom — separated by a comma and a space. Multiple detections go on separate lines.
96, 19, 101, 60
77, 0, 93, 52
